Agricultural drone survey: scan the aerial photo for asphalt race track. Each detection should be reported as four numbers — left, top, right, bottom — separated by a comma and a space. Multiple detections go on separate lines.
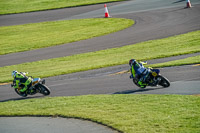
0, 117, 117, 133
1, 0, 200, 66
0, 0, 200, 132
1, 55, 200, 102
0, 0, 200, 100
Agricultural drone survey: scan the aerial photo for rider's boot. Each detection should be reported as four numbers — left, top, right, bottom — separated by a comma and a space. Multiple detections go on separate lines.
19, 87, 27, 93
19, 87, 28, 96
138, 80, 147, 88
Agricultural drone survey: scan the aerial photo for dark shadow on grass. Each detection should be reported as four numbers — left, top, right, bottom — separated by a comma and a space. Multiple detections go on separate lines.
0, 96, 43, 102
113, 87, 164, 94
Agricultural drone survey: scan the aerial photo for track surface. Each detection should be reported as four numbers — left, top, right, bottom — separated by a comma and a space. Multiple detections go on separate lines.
0, 0, 200, 100
1, 56, 200, 102
0, 0, 200, 67
0, 117, 117, 133
0, 0, 200, 133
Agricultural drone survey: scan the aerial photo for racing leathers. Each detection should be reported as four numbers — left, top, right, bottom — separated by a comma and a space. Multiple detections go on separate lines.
12, 72, 32, 94
130, 61, 149, 88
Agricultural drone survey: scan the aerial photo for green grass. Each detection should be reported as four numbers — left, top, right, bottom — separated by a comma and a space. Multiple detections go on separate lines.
0, 0, 125, 15
0, 18, 134, 55
0, 95, 199, 132
149, 55, 200, 68
0, 30, 200, 83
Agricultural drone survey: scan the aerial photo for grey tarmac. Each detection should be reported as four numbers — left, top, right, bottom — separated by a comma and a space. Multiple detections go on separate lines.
0, 1, 200, 67
0, 117, 118, 133
0, 0, 200, 133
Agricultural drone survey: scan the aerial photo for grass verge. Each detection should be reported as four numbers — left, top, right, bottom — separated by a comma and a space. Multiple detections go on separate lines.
0, 30, 200, 83
149, 55, 200, 68
0, 18, 134, 55
0, 0, 125, 15
0, 95, 199, 133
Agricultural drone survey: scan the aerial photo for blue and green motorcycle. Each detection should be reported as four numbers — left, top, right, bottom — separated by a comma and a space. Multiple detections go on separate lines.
131, 65, 170, 89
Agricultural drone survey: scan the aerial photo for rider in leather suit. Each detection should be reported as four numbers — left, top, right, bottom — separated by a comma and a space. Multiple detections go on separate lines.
12, 70, 32, 96
129, 59, 149, 88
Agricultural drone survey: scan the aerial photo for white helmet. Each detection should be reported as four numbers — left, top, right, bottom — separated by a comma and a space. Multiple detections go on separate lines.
12, 70, 18, 78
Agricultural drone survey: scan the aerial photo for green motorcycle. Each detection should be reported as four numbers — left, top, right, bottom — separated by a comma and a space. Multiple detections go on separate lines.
11, 78, 50, 97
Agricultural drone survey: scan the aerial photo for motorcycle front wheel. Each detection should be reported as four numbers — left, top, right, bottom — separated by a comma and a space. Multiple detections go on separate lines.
37, 84, 51, 96
158, 75, 170, 88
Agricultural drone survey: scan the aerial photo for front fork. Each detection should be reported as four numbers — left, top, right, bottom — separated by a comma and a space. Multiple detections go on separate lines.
149, 76, 161, 86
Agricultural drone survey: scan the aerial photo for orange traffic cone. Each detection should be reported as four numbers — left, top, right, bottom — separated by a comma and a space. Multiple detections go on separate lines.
186, 0, 192, 8
104, 4, 110, 18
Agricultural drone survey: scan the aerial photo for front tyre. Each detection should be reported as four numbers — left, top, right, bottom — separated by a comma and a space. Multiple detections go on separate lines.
37, 84, 50, 96
158, 75, 170, 88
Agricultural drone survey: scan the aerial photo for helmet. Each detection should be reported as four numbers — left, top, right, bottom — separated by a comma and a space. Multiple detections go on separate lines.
129, 59, 136, 66
12, 70, 18, 78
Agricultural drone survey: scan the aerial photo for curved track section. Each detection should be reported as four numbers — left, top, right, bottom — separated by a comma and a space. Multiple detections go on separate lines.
0, 1, 200, 133
0, 64, 200, 102
0, 0, 199, 100
0, 117, 117, 133
0, 3, 200, 67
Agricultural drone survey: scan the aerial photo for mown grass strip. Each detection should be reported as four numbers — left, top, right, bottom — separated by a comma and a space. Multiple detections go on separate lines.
0, 30, 200, 83
0, 18, 134, 55
149, 55, 200, 68
0, 0, 125, 15
0, 95, 199, 133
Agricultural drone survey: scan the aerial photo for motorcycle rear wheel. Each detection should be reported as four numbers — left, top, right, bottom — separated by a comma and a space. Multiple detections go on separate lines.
14, 88, 27, 97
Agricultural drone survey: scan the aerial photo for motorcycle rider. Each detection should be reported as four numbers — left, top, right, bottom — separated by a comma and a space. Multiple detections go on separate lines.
129, 59, 149, 88
11, 70, 32, 96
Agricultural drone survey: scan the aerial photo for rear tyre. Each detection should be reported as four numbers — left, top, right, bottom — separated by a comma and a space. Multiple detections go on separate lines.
158, 75, 170, 88
37, 84, 50, 96
15, 88, 27, 97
